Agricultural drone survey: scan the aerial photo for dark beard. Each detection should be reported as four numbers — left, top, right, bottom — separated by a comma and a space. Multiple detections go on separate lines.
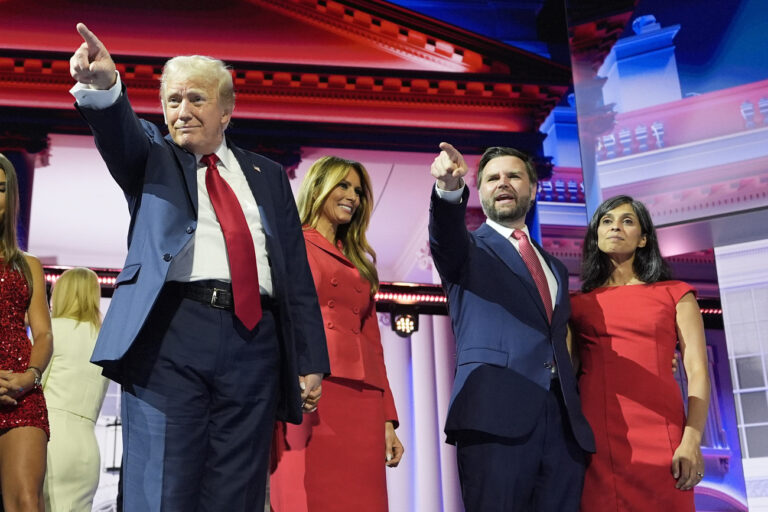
481, 194, 531, 226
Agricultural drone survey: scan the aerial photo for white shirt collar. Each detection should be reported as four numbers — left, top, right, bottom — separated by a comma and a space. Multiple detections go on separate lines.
485, 217, 531, 241
195, 137, 229, 168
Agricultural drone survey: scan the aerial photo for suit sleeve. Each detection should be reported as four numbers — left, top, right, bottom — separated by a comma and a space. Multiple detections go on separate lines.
275, 171, 330, 376
428, 185, 471, 283
303, 237, 323, 292
74, 84, 160, 197
361, 300, 399, 427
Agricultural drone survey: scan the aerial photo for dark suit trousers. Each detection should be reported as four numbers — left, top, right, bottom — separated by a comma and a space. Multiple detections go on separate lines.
455, 383, 586, 512
120, 285, 280, 512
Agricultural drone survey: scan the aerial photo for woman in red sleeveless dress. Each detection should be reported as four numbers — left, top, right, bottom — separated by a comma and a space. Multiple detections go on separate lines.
270, 156, 403, 511
0, 153, 53, 512
570, 195, 710, 512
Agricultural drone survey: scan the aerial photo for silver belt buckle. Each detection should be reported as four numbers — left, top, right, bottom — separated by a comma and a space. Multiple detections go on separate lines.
210, 288, 228, 309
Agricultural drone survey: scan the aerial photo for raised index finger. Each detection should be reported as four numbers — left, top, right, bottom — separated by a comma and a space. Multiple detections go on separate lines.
76, 23, 104, 57
438, 142, 462, 162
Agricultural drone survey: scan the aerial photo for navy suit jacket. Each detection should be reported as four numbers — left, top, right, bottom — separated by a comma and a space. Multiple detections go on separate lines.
429, 187, 594, 452
76, 87, 329, 424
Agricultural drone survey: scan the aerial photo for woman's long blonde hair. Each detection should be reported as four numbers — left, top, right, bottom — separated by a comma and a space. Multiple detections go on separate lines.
296, 156, 379, 294
51, 267, 102, 330
0, 153, 32, 292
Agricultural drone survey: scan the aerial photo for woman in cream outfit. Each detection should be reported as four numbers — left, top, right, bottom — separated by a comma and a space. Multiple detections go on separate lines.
42, 267, 109, 512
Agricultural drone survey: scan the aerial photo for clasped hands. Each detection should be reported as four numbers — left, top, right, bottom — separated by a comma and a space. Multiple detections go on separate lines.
297, 374, 404, 467
299, 373, 322, 413
0, 369, 36, 406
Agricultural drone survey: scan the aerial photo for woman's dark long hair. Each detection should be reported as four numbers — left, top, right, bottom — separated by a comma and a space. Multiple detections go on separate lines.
581, 195, 671, 292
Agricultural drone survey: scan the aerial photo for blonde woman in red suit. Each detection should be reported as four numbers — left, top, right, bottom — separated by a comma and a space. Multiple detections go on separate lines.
270, 156, 403, 511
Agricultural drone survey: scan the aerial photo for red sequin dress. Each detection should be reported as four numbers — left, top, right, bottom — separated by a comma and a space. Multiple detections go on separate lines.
0, 264, 49, 437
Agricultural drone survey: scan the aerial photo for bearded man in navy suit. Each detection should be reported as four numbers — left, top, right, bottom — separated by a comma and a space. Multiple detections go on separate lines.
69, 23, 328, 511
429, 142, 595, 512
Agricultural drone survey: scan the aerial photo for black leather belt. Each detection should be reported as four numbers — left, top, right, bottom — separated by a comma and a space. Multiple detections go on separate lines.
169, 280, 273, 311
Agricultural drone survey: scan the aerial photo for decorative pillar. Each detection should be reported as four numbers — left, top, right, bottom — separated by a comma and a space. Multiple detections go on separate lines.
409, 316, 444, 511
431, 313, 463, 512
381, 306, 463, 509
380, 313, 416, 511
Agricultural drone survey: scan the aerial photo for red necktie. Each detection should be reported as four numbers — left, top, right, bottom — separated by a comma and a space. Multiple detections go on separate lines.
201, 154, 262, 329
512, 229, 553, 322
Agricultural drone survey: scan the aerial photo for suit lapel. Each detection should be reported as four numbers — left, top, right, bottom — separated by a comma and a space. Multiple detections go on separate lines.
304, 230, 355, 268
531, 237, 568, 323
231, 144, 276, 238
475, 224, 549, 322
166, 137, 198, 215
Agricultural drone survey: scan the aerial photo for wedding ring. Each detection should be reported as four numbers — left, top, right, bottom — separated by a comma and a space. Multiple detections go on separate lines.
696, 472, 704, 477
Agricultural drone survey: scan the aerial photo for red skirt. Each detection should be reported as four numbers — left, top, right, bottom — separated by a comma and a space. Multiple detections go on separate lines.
270, 377, 388, 512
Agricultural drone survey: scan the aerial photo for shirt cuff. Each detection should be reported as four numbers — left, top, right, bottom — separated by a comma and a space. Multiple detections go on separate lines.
70, 71, 122, 109
434, 180, 465, 204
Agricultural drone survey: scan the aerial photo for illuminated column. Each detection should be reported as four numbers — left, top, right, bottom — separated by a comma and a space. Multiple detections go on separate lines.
380, 316, 416, 511
431, 313, 463, 512
714, 239, 768, 511
382, 309, 460, 510
409, 317, 444, 511
427, 261, 463, 511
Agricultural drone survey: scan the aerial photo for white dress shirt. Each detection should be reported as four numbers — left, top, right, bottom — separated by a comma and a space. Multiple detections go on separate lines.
168, 141, 273, 295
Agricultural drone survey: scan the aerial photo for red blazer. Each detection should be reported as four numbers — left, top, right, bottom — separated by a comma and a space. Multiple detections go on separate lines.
303, 228, 398, 424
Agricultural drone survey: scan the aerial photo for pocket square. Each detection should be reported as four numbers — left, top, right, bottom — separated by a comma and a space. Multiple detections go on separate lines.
253, 164, 261, 172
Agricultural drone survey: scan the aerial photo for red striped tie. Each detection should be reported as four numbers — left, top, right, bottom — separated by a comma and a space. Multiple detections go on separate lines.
512, 230, 552, 323
202, 154, 262, 329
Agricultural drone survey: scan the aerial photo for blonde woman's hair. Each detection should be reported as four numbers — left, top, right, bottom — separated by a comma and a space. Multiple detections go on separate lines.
0, 153, 32, 293
296, 156, 379, 294
160, 55, 235, 116
51, 267, 102, 330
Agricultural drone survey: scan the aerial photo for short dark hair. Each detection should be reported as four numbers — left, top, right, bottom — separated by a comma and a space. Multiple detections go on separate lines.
476, 147, 537, 188
580, 195, 672, 293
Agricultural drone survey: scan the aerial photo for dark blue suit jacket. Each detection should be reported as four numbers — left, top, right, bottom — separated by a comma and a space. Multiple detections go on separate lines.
76, 87, 329, 424
429, 187, 594, 452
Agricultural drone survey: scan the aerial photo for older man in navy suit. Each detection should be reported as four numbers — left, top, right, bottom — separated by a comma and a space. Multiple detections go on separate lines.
69, 24, 329, 511
429, 143, 595, 511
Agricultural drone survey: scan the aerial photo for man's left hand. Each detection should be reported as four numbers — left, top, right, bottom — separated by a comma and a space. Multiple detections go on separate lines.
299, 373, 322, 413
